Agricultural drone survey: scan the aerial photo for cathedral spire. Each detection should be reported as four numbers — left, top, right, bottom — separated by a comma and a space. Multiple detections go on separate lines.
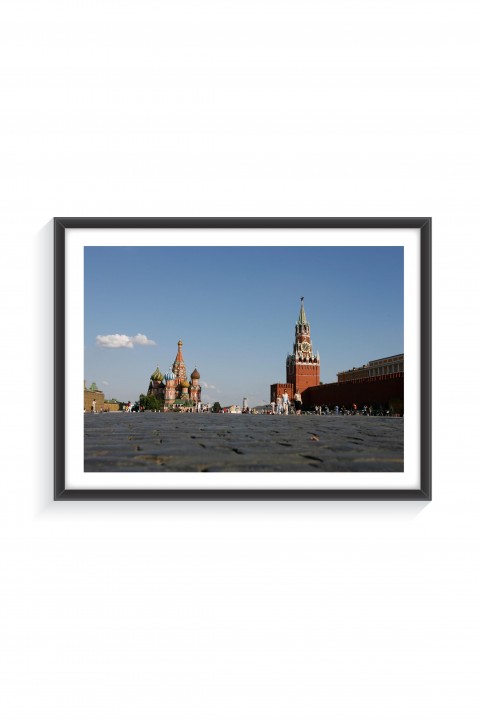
172, 340, 187, 381
175, 340, 184, 362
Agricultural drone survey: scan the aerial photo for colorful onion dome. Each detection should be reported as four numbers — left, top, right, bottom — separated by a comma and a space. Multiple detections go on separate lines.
150, 366, 163, 382
163, 369, 176, 381
190, 368, 200, 380
181, 379, 190, 388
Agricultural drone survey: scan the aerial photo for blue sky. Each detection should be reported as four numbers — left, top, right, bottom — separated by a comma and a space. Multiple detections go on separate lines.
84, 245, 404, 406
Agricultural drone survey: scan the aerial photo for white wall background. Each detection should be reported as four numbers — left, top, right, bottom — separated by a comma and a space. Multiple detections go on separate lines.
0, 1, 478, 718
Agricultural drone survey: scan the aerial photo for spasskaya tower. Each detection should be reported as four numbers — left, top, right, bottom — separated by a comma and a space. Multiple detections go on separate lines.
286, 297, 320, 394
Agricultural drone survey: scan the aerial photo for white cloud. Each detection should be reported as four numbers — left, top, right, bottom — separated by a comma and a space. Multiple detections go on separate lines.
131, 333, 156, 346
96, 333, 156, 349
102, 380, 109, 385
202, 382, 217, 390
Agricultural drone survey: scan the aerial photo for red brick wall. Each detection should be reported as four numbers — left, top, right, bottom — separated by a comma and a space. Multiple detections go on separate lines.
301, 374, 404, 412
270, 383, 294, 402
291, 363, 320, 394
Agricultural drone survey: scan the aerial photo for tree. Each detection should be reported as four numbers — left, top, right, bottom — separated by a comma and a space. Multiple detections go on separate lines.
141, 394, 164, 412
212, 401, 222, 413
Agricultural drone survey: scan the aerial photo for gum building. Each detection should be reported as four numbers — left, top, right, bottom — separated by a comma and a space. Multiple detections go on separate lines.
147, 340, 202, 410
271, 298, 320, 402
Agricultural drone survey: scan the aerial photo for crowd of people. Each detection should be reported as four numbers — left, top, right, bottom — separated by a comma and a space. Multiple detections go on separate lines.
270, 391, 304, 415
312, 404, 395, 416
89, 398, 399, 416
268, 397, 399, 417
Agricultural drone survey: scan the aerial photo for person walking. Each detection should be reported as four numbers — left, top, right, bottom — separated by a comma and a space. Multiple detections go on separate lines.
276, 395, 283, 415
294, 391, 302, 415
282, 391, 290, 415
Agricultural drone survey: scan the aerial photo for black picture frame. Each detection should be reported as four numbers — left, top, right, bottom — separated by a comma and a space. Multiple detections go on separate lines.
54, 217, 431, 500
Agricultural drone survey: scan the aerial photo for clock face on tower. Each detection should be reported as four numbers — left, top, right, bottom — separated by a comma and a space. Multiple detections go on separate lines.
301, 341, 310, 352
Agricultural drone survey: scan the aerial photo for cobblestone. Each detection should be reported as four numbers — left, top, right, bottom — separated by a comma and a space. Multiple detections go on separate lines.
84, 413, 404, 472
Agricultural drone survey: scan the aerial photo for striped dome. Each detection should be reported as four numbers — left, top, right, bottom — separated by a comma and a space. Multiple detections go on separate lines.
163, 369, 176, 381
150, 367, 163, 382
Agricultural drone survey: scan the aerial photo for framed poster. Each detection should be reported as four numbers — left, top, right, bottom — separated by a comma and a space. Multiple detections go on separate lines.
54, 217, 431, 500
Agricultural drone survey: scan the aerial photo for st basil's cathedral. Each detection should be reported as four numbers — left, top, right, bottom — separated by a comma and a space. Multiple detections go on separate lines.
147, 340, 202, 410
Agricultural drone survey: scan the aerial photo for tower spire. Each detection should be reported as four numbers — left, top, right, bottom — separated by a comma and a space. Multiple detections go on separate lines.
172, 340, 187, 381
286, 298, 320, 394
298, 297, 307, 326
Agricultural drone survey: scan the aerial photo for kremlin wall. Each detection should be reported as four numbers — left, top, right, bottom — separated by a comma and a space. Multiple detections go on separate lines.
302, 374, 404, 414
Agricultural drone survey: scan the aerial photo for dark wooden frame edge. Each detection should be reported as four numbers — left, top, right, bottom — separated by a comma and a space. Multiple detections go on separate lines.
54, 217, 432, 501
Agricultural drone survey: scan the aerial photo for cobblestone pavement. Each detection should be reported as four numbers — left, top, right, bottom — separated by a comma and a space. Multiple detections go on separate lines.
84, 413, 404, 472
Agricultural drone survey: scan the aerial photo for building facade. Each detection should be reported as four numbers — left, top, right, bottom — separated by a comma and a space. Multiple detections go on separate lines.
84, 381, 105, 412
147, 340, 202, 410
271, 298, 320, 401
337, 353, 404, 383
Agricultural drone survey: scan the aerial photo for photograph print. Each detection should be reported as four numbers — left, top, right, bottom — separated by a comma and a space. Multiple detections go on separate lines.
55, 218, 431, 499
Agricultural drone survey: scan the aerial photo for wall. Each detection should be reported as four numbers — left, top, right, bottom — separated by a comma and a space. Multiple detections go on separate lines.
302, 374, 404, 412
287, 359, 321, 394
271, 383, 294, 402
0, 2, 478, 720
103, 403, 120, 412
84, 390, 106, 413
